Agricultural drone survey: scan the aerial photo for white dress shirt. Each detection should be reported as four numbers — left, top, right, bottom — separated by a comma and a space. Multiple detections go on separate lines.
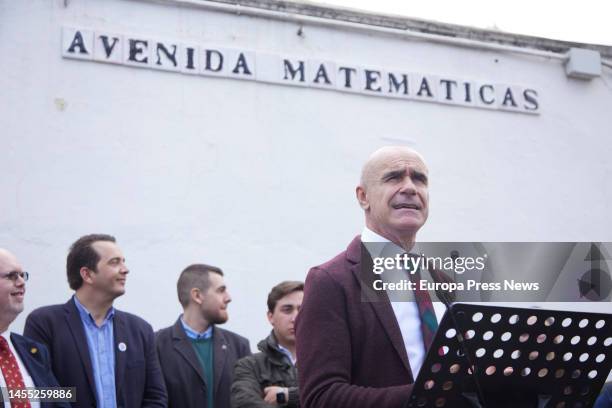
361, 227, 445, 377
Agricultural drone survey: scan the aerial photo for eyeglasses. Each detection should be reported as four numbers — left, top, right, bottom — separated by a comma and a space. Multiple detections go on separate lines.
0, 271, 29, 282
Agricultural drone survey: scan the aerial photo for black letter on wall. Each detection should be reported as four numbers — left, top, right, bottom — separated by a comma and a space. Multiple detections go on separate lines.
233, 53, 252, 75
185, 48, 196, 70
523, 89, 539, 111
283, 60, 305, 82
338, 67, 357, 88
440, 79, 457, 101
205, 50, 223, 72
156, 43, 178, 67
479, 85, 495, 105
67, 31, 89, 55
99, 35, 119, 58
388, 73, 408, 95
313, 64, 331, 84
128, 39, 148, 64
502, 88, 517, 107
464, 82, 472, 103
417, 78, 433, 97
365, 70, 382, 92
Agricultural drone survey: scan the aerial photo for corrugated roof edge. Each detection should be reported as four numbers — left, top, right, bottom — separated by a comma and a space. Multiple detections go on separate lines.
200, 0, 612, 59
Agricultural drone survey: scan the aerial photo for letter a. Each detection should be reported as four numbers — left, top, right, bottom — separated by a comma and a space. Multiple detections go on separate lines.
233, 53, 252, 75
67, 31, 89, 55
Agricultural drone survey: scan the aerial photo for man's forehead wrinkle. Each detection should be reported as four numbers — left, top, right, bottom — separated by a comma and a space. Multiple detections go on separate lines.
360, 146, 428, 188
377, 158, 428, 179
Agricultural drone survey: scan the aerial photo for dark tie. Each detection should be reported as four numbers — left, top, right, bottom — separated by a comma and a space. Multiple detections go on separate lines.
0, 336, 31, 408
409, 269, 439, 352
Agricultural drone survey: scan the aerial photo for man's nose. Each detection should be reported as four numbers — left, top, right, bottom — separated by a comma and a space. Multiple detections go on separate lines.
15, 274, 26, 286
399, 176, 417, 194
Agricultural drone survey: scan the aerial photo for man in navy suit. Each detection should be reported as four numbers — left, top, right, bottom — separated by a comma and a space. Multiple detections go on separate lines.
0, 248, 69, 408
24, 234, 167, 408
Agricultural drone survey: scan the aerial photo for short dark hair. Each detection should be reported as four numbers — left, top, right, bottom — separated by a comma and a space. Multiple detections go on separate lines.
267, 281, 304, 313
177, 264, 224, 308
67, 234, 116, 290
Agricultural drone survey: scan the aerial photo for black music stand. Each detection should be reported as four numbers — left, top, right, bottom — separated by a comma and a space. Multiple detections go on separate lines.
406, 303, 612, 408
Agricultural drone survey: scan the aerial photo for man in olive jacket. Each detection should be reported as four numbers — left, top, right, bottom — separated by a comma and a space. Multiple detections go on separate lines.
231, 281, 303, 407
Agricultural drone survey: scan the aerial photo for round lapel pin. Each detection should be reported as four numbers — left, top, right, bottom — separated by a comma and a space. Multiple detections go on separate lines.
30, 347, 38, 354
118, 342, 127, 352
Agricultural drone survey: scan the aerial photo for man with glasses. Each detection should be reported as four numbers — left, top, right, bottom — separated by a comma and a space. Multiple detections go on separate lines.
24, 234, 167, 408
0, 248, 69, 408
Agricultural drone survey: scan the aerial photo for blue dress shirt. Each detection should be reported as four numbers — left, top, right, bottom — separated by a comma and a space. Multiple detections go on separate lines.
180, 316, 213, 340
73, 296, 117, 408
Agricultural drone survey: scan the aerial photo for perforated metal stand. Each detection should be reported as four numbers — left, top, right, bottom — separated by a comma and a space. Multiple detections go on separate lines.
406, 303, 612, 408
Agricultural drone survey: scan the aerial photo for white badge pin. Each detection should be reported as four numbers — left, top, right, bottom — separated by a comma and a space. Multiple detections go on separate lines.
222, 344, 227, 350
118, 342, 127, 352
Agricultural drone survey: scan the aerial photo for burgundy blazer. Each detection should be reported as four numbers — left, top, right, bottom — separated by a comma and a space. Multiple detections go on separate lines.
296, 236, 414, 408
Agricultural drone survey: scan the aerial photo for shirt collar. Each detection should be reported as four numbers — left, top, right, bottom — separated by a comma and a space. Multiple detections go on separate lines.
361, 226, 423, 258
180, 316, 213, 340
361, 226, 399, 259
276, 343, 297, 365
73, 295, 115, 327
361, 226, 390, 243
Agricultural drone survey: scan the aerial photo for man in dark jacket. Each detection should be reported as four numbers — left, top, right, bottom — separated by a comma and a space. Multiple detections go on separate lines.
24, 235, 167, 408
231, 281, 303, 407
156, 263, 251, 408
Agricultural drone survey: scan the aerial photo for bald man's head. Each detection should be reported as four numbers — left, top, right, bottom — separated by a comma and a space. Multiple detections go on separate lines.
356, 146, 429, 247
359, 146, 427, 189
0, 249, 20, 273
0, 249, 26, 329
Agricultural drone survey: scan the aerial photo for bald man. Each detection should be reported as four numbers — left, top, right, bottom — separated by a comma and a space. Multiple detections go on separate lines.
296, 147, 435, 408
0, 249, 69, 408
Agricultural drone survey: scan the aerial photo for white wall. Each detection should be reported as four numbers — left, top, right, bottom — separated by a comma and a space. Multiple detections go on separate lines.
1, 0, 611, 348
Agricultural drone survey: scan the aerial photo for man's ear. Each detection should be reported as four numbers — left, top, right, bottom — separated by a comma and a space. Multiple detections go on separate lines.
190, 288, 202, 305
267, 311, 274, 326
80, 267, 93, 284
356, 185, 369, 210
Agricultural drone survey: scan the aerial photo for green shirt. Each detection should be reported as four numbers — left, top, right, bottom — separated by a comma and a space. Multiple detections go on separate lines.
190, 337, 214, 408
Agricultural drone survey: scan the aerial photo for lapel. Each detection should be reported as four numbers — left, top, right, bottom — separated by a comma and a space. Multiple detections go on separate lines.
63, 298, 97, 401
213, 326, 228, 397
114, 312, 127, 397
348, 236, 413, 378
171, 319, 207, 386
11, 333, 43, 385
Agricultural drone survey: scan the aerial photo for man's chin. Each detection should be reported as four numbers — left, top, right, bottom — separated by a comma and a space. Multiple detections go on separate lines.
392, 219, 425, 233
109, 288, 126, 300
211, 314, 229, 325
276, 332, 296, 346
11, 305, 24, 315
